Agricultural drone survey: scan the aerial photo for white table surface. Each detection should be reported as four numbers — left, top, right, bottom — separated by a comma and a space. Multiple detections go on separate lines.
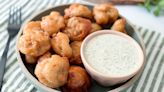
116, 5, 164, 35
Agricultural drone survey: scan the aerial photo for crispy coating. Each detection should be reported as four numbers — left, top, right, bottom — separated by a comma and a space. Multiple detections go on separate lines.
35, 59, 54, 87
63, 17, 92, 41
64, 3, 92, 19
25, 55, 37, 64
35, 55, 69, 88
89, 23, 102, 34
62, 66, 91, 92
18, 31, 51, 57
111, 18, 127, 33
51, 32, 72, 58
23, 21, 42, 34
93, 3, 119, 25
41, 11, 65, 36
70, 41, 82, 65
38, 51, 51, 62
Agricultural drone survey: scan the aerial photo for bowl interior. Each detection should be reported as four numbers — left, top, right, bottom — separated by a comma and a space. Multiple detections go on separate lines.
18, 4, 145, 92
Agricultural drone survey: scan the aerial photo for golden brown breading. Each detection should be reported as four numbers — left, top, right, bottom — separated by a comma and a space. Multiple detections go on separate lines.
25, 55, 37, 64
34, 59, 54, 87
111, 18, 127, 33
62, 66, 91, 92
18, 31, 51, 57
38, 51, 51, 62
35, 55, 69, 88
41, 11, 65, 36
51, 32, 72, 58
23, 21, 42, 34
93, 3, 119, 25
70, 41, 82, 65
64, 3, 92, 19
89, 23, 102, 34
63, 17, 92, 41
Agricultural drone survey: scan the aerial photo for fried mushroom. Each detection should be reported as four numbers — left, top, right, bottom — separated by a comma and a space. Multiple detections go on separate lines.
38, 51, 51, 62
89, 23, 102, 34
25, 55, 37, 64
64, 3, 92, 19
70, 41, 82, 65
23, 21, 42, 34
41, 11, 65, 36
111, 18, 127, 33
18, 30, 50, 57
35, 59, 54, 87
93, 3, 119, 25
62, 66, 91, 92
35, 55, 69, 88
51, 32, 72, 58
63, 17, 92, 41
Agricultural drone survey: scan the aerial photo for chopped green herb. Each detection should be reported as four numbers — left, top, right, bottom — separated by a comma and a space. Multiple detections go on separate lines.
143, 0, 164, 16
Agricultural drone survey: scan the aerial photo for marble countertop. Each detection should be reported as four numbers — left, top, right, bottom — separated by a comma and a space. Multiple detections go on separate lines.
116, 5, 164, 35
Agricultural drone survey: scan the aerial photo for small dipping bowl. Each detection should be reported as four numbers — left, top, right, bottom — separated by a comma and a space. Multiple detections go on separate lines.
81, 30, 144, 86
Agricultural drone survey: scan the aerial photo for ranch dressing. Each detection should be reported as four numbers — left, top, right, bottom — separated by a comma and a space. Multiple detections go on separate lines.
84, 34, 140, 76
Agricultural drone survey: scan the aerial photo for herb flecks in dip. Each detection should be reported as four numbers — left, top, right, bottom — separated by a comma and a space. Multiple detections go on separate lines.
84, 34, 139, 76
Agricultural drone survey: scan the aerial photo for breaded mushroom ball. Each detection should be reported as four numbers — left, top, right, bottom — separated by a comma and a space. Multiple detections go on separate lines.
38, 51, 51, 62
35, 59, 53, 87
18, 30, 51, 57
89, 23, 102, 34
23, 21, 42, 34
111, 18, 127, 33
64, 3, 92, 19
25, 55, 37, 64
41, 11, 65, 36
70, 41, 82, 65
62, 66, 91, 92
35, 55, 69, 88
51, 32, 72, 58
93, 3, 119, 25
63, 17, 92, 41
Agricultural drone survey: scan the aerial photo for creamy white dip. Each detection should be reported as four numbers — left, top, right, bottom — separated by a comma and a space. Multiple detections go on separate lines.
84, 34, 140, 76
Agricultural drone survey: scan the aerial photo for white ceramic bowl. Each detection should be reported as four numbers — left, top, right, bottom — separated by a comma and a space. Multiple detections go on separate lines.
81, 30, 144, 86
16, 4, 146, 92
